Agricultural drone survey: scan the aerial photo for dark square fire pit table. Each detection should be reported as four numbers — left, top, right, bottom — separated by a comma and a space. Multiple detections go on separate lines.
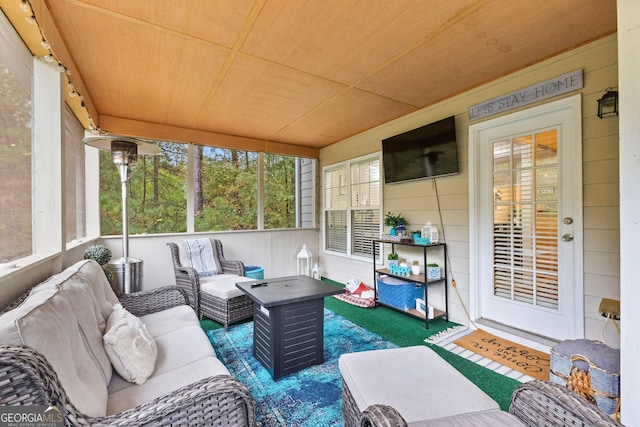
236, 275, 342, 380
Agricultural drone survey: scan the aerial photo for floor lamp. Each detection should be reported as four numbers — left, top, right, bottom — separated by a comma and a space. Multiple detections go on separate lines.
84, 135, 160, 294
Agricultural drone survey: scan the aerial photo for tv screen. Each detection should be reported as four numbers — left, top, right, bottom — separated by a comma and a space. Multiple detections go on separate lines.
382, 116, 458, 184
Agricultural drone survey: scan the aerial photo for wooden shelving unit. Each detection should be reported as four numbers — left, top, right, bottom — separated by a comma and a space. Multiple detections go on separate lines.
372, 239, 448, 329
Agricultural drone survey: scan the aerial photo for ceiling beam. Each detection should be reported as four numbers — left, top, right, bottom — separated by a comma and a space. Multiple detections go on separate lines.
99, 115, 319, 158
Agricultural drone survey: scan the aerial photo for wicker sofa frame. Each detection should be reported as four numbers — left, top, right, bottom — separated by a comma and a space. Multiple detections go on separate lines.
351, 379, 622, 427
167, 239, 253, 329
0, 286, 256, 426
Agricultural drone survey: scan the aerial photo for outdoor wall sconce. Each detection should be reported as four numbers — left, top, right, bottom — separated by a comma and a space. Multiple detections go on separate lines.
597, 88, 619, 118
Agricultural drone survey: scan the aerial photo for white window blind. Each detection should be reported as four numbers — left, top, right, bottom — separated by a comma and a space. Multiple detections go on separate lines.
323, 155, 381, 258
492, 130, 559, 309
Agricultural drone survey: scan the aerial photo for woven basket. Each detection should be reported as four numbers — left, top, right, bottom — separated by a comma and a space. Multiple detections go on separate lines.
566, 354, 597, 404
550, 346, 620, 415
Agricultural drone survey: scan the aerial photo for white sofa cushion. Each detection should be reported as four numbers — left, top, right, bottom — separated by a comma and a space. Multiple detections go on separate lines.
107, 356, 230, 415
0, 288, 108, 417
103, 304, 157, 385
140, 305, 202, 338
201, 275, 255, 299
339, 346, 501, 426
106, 301, 227, 413
28, 260, 119, 384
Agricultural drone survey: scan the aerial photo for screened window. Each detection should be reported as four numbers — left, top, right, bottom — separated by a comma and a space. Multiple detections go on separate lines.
264, 153, 296, 229
0, 11, 33, 262
100, 141, 187, 235
99, 141, 312, 233
195, 147, 258, 231
65, 105, 86, 242
323, 155, 381, 258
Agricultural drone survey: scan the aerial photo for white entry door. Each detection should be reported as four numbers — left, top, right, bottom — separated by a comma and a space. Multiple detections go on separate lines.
469, 95, 583, 340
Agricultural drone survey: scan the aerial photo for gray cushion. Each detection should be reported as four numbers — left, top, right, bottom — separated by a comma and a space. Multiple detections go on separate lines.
339, 346, 500, 425
551, 339, 620, 372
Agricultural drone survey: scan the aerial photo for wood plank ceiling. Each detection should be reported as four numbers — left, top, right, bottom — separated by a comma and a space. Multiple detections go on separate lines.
13, 0, 618, 155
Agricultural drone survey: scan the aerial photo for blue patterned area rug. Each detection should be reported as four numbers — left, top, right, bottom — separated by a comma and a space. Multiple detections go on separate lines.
207, 309, 397, 426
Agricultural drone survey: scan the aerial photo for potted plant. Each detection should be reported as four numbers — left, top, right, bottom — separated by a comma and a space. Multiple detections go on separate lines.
399, 258, 408, 268
84, 244, 114, 283
384, 211, 407, 236
411, 260, 421, 276
426, 262, 440, 280
387, 252, 399, 268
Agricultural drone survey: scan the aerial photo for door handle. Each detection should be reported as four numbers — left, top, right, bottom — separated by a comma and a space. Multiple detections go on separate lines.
562, 233, 574, 242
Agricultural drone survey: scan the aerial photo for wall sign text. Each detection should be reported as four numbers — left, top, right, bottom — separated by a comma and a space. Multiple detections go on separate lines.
469, 69, 583, 121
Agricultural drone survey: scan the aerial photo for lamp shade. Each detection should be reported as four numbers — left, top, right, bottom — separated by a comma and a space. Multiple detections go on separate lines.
83, 135, 161, 155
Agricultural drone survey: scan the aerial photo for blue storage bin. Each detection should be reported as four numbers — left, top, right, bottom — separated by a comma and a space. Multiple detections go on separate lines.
244, 265, 264, 280
376, 274, 423, 311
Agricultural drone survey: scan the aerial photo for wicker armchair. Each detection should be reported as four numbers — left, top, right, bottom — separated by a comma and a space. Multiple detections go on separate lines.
0, 286, 256, 427
357, 380, 622, 427
167, 239, 253, 329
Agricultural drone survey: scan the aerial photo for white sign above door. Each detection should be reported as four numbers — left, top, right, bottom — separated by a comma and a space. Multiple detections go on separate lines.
469, 69, 583, 121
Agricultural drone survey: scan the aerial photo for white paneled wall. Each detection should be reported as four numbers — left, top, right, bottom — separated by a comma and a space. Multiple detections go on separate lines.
320, 35, 620, 346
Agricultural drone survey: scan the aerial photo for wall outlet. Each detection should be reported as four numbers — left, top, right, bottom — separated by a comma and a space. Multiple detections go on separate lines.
599, 298, 620, 320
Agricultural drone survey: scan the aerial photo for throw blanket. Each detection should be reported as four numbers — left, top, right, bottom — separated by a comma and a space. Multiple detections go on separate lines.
184, 239, 218, 277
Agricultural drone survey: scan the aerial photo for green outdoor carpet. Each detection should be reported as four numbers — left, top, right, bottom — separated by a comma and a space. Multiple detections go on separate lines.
322, 279, 520, 410
200, 278, 520, 411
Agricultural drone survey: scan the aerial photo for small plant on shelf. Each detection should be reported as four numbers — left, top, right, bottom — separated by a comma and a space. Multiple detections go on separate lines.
411, 260, 420, 275
387, 252, 399, 269
384, 211, 408, 237
384, 212, 407, 228
426, 262, 440, 280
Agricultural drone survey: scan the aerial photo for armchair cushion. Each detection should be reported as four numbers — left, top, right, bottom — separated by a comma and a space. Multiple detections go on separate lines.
201, 275, 256, 300
103, 303, 157, 385
177, 238, 221, 277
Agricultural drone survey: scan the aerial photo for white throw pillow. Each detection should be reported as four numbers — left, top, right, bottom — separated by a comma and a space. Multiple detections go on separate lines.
103, 303, 157, 385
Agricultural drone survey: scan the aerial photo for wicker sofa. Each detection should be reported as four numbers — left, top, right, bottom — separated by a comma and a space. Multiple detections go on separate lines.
0, 259, 255, 426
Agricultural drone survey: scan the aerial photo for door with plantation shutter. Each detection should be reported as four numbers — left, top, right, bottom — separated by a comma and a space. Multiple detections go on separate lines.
470, 95, 583, 340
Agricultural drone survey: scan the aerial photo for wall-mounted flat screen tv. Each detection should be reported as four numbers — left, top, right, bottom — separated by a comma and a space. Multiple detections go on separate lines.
382, 116, 458, 184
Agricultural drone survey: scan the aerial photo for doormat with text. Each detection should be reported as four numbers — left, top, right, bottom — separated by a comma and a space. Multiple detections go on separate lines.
454, 329, 550, 381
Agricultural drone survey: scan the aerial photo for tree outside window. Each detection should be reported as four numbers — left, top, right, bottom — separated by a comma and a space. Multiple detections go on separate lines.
99, 141, 313, 234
